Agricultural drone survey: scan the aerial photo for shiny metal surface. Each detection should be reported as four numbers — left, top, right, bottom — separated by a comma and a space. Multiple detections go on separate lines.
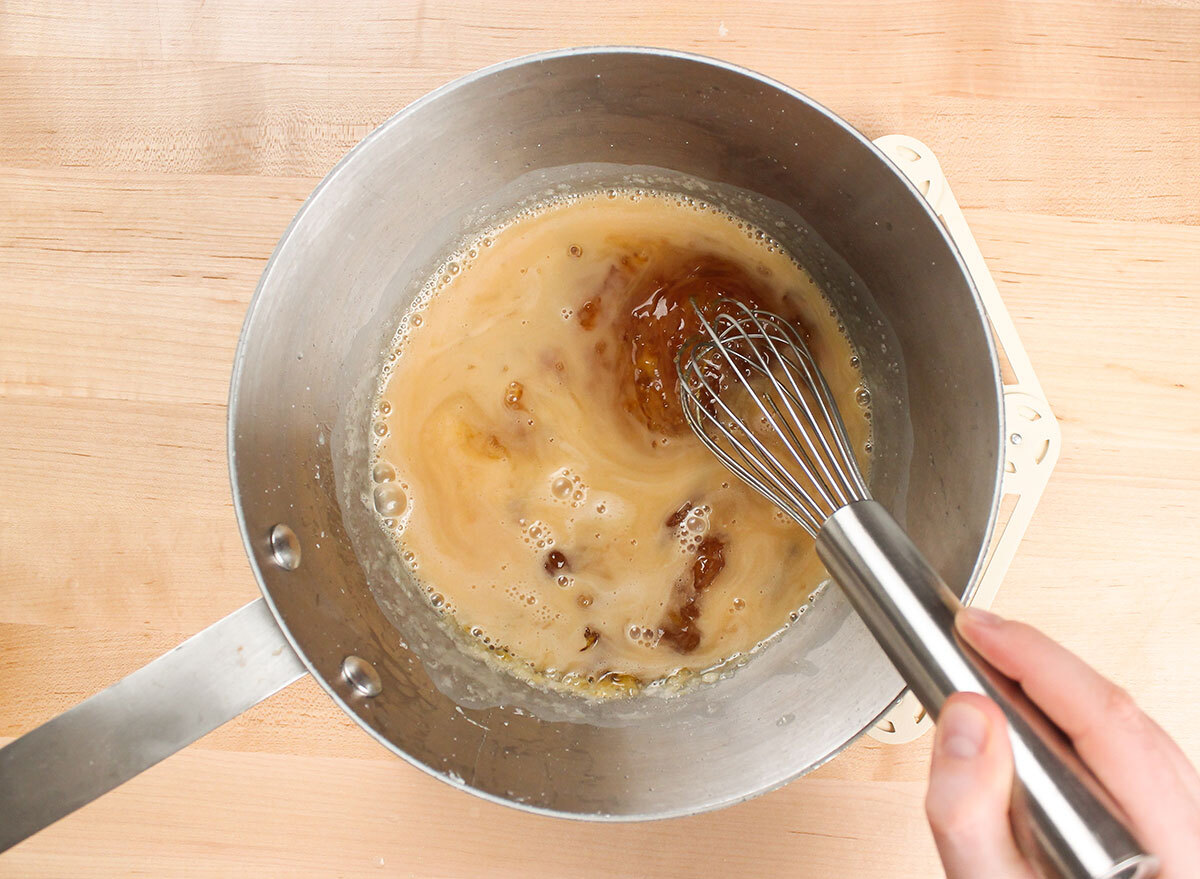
341, 656, 383, 697
269, 522, 302, 570
0, 47, 1007, 839
227, 46, 1004, 818
0, 598, 306, 852
818, 502, 1156, 879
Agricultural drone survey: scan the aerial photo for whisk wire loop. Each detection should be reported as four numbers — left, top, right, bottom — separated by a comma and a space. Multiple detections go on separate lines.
696, 310, 845, 512
677, 337, 828, 528
677, 298, 870, 538
712, 307, 859, 506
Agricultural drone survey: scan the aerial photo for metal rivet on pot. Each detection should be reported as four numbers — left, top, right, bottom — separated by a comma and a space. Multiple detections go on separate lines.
342, 655, 382, 697
1010, 433, 1023, 445
269, 524, 301, 570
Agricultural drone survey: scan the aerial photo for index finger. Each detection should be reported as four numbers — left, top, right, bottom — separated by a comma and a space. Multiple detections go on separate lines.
956, 608, 1200, 869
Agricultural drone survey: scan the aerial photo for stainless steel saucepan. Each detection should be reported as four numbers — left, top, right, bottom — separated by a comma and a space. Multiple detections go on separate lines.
0, 47, 1003, 849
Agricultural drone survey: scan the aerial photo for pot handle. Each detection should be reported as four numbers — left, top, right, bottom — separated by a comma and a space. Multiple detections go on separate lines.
0, 597, 307, 852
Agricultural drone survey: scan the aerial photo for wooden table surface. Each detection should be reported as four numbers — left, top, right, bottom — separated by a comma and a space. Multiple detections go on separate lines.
2, 2, 1198, 876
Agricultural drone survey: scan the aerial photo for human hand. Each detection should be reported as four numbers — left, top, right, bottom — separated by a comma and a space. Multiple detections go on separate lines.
925, 608, 1200, 879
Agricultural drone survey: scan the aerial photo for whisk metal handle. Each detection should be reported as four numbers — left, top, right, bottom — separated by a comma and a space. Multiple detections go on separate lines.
816, 500, 1157, 879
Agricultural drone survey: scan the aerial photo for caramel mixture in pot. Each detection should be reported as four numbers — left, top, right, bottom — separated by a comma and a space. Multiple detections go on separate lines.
371, 190, 871, 693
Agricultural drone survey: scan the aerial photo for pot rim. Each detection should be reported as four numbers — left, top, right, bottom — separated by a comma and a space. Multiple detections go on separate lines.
227, 45, 1004, 822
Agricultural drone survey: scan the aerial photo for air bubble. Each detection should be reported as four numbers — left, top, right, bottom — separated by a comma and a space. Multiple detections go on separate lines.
504, 380, 524, 408
372, 461, 396, 483
373, 421, 388, 437
373, 483, 407, 517
430, 592, 445, 608
732, 598, 746, 611
547, 469, 586, 507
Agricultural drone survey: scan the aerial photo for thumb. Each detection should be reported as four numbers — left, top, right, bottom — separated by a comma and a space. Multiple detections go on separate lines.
925, 693, 1034, 879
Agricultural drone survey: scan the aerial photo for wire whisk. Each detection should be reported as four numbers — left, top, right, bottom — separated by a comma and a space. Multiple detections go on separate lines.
676, 298, 868, 538
675, 297, 1157, 879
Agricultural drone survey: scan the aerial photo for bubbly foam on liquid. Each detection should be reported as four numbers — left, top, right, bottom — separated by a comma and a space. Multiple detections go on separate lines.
370, 188, 871, 696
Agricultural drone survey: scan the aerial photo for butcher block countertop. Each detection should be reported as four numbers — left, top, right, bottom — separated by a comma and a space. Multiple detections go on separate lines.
1, 2, 1198, 876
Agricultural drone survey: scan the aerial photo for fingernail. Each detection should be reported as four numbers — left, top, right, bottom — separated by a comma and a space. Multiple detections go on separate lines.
938, 700, 989, 759
959, 607, 1002, 629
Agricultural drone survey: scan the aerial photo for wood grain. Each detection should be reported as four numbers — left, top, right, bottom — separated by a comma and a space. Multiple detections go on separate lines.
2, 2, 1198, 876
